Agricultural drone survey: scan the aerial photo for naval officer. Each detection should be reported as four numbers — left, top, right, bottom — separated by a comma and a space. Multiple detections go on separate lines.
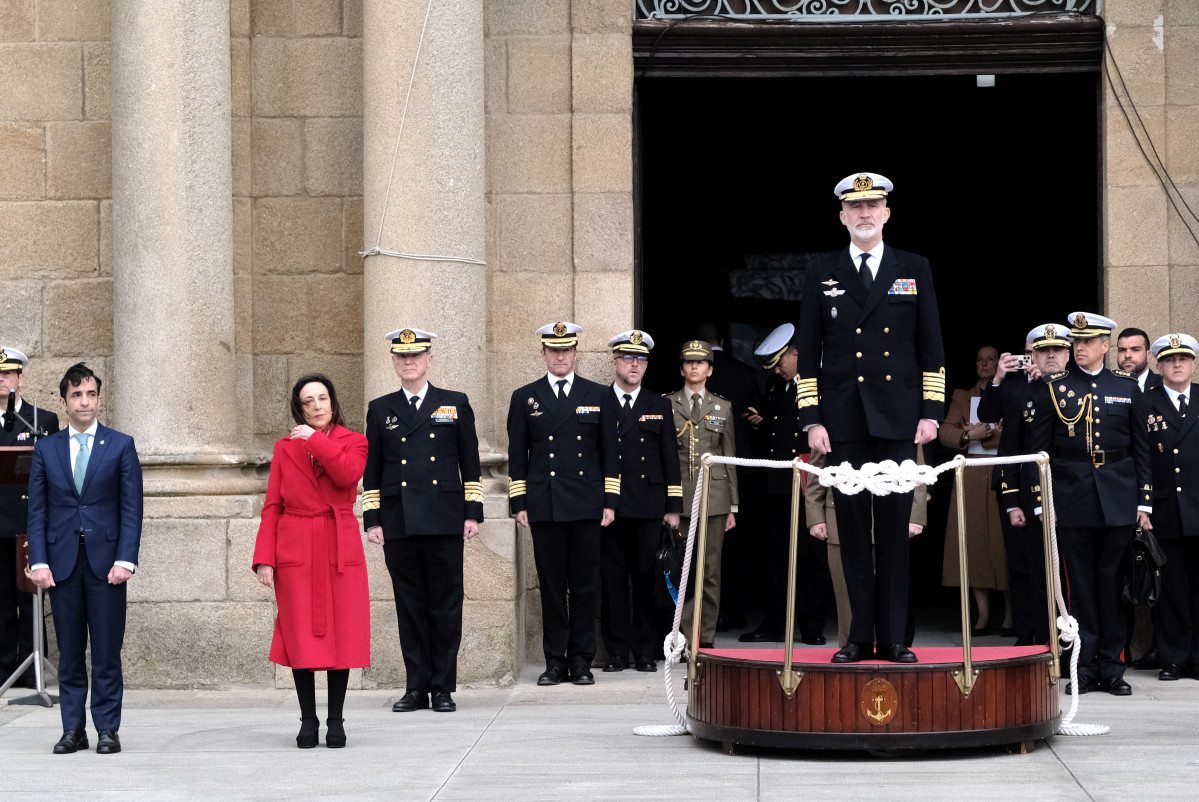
363, 328, 484, 713
795, 172, 946, 664
507, 322, 619, 686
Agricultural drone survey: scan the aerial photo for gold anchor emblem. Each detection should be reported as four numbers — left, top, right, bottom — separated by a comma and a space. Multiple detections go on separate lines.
1171, 334, 1181, 349
399, 329, 416, 344
860, 678, 897, 726
853, 174, 873, 192
630, 331, 643, 345
554, 322, 567, 337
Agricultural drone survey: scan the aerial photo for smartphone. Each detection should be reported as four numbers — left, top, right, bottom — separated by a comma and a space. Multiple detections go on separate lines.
1015, 355, 1032, 371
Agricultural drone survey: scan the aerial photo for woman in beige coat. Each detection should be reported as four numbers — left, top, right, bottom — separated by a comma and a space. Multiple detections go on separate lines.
940, 346, 1011, 636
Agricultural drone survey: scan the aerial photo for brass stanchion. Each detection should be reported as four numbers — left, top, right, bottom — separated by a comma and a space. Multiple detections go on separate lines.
776, 460, 804, 697
1038, 455, 1061, 679
952, 460, 977, 698
687, 457, 714, 686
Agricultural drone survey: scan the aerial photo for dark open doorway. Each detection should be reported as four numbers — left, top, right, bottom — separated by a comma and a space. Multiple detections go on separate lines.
635, 70, 1101, 632
637, 72, 1101, 393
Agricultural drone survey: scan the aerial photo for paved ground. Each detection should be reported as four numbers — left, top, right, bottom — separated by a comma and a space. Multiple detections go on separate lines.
4, 658, 1199, 801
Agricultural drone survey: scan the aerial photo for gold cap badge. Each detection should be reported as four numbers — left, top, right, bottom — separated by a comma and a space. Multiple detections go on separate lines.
399, 329, 416, 344
0, 349, 7, 364
630, 331, 643, 345
553, 322, 567, 337
1171, 334, 1181, 349
1073, 314, 1086, 327
853, 174, 873, 192
1045, 325, 1056, 338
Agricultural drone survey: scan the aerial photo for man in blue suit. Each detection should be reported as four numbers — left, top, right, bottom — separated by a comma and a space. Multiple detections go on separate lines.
27, 363, 143, 754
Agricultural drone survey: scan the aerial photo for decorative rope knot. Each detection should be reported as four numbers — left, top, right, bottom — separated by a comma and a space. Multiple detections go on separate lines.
817, 458, 943, 496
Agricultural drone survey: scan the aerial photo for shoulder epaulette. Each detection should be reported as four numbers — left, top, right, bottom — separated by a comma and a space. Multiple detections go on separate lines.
1047, 370, 1069, 382
1110, 369, 1136, 380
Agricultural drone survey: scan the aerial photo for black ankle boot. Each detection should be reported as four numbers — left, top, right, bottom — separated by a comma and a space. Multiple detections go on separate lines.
325, 718, 346, 749
296, 717, 319, 749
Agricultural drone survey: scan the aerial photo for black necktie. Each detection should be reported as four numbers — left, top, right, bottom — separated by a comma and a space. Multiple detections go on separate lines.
410, 395, 420, 412
1180, 395, 1189, 417
858, 253, 873, 291
622, 393, 632, 412
556, 379, 567, 399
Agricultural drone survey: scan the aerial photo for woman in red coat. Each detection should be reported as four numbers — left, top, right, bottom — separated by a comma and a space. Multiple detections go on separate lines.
253, 374, 369, 749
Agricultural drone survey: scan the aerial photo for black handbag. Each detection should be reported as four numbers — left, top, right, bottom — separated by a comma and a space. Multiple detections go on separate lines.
1123, 527, 1166, 607
655, 522, 695, 605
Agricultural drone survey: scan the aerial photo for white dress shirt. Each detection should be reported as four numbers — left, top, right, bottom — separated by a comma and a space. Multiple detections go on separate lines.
848, 241, 885, 281
546, 371, 575, 398
613, 383, 642, 407
1164, 384, 1190, 412
402, 383, 429, 410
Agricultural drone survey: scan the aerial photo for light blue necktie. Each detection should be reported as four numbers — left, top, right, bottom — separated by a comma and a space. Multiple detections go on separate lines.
73, 432, 90, 495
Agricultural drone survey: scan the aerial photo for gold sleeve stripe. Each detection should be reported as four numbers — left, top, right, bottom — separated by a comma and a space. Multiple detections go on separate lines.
362, 499, 381, 511
508, 479, 527, 498
362, 489, 381, 498
463, 481, 483, 490
667, 485, 684, 497
604, 478, 621, 494
923, 392, 946, 402
464, 490, 484, 503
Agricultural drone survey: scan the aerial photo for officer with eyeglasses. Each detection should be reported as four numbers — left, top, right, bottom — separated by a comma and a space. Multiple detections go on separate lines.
599, 330, 683, 672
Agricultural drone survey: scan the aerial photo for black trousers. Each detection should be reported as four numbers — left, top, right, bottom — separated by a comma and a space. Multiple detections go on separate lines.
530, 519, 601, 672
50, 541, 126, 731
1156, 537, 1199, 668
1059, 524, 1134, 680
0, 538, 35, 682
382, 534, 463, 693
601, 517, 662, 661
762, 495, 829, 639
830, 438, 915, 645
998, 496, 1049, 644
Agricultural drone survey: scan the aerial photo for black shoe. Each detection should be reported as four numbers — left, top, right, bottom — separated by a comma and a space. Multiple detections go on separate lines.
325, 718, 346, 748
831, 643, 872, 663
800, 634, 827, 646
571, 666, 595, 686
537, 666, 567, 686
1064, 675, 1098, 695
1014, 636, 1034, 647
392, 690, 429, 712
698, 641, 715, 649
1159, 664, 1183, 681
1099, 675, 1132, 696
1130, 648, 1163, 670
635, 658, 657, 672
95, 729, 121, 754
431, 691, 456, 712
602, 658, 626, 673
738, 627, 782, 643
296, 718, 319, 749
53, 729, 88, 754
879, 643, 917, 663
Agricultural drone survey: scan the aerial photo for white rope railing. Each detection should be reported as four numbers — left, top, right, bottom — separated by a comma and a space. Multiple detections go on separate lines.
635, 452, 1109, 738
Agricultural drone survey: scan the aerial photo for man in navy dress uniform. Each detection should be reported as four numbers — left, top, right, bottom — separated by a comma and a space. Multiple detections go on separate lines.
795, 172, 945, 664
1027, 312, 1152, 695
364, 328, 484, 714
599, 330, 683, 672
28, 363, 142, 754
0, 347, 60, 689
507, 322, 619, 686
1134, 333, 1199, 680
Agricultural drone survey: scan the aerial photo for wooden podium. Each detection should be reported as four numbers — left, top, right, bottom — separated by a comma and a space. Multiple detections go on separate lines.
0, 446, 58, 707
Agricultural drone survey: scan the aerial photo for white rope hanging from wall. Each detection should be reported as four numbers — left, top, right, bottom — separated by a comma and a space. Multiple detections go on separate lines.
634, 452, 1109, 738
360, 0, 486, 267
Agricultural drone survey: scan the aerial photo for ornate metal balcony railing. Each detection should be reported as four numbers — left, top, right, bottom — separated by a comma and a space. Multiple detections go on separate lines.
635, 0, 1098, 21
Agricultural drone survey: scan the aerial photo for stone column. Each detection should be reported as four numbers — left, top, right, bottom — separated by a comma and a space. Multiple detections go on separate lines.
362, 0, 486, 412
111, 0, 247, 489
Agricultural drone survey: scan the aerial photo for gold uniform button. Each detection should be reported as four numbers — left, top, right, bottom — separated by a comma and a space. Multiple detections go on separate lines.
549, 453, 555, 458
792, 449, 797, 454
579, 471, 584, 476
1176, 468, 1181, 473
1095, 433, 1100, 438
856, 352, 862, 358
578, 453, 583, 458
401, 481, 407, 487
640, 474, 645, 479
550, 471, 555, 477
401, 437, 406, 443
1175, 448, 1180, 454
886, 375, 892, 381
577, 435, 582, 441
855, 328, 862, 334
858, 376, 864, 382
401, 459, 407, 465
430, 433, 435, 438
641, 456, 646, 461
432, 480, 438, 485
884, 327, 890, 333
1178, 487, 1183, 492
884, 351, 890, 357
430, 456, 436, 462
549, 436, 554, 441
640, 438, 645, 443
